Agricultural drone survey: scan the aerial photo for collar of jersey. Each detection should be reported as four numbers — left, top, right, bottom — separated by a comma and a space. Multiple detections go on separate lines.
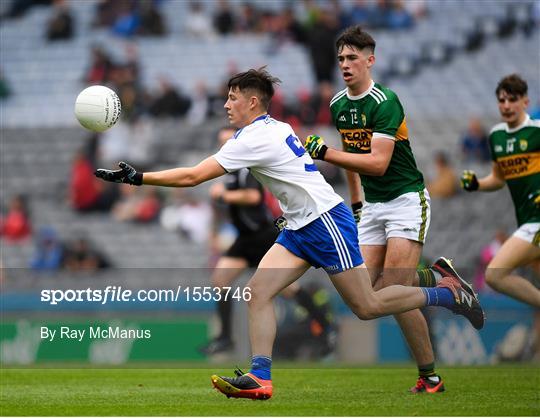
505, 114, 530, 133
234, 114, 269, 139
346, 80, 375, 101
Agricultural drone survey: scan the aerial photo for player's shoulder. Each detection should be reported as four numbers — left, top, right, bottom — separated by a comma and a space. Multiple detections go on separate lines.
489, 117, 540, 136
241, 116, 293, 147
527, 118, 540, 128
330, 88, 348, 109
370, 82, 399, 105
489, 122, 507, 136
242, 115, 284, 135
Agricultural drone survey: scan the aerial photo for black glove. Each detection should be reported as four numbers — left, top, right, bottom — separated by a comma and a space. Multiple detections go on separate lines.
461, 170, 479, 192
351, 201, 363, 225
94, 161, 143, 185
304, 135, 328, 160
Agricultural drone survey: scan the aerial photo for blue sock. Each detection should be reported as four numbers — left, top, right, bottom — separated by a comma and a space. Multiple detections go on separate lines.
250, 355, 272, 380
421, 287, 455, 308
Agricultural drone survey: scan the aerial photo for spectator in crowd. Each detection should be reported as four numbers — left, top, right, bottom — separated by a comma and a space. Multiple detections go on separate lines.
138, 0, 166, 36
116, 84, 146, 121
112, 184, 161, 223
369, 0, 392, 29
187, 81, 212, 125
474, 229, 509, 291
1, 195, 32, 243
403, 0, 428, 20
213, 0, 235, 35
30, 227, 64, 272
305, 11, 340, 83
426, 151, 458, 198
0, 69, 11, 100
264, 8, 305, 51
460, 117, 491, 163
69, 150, 116, 212
84, 45, 113, 85
149, 76, 191, 118
292, 88, 317, 127
386, 0, 415, 30
268, 88, 286, 121
348, 0, 375, 27
184, 1, 215, 38
98, 122, 131, 166
312, 81, 334, 126
63, 236, 111, 272
45, 0, 73, 41
236, 2, 261, 33
160, 191, 212, 243
92, 0, 121, 28
3, 0, 51, 19
111, 1, 140, 38
123, 42, 142, 87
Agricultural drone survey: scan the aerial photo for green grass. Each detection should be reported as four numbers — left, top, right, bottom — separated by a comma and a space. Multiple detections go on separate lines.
1, 365, 539, 416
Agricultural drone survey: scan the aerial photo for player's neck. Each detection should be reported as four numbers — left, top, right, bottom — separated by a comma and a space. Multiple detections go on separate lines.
251, 112, 268, 123
507, 112, 528, 129
237, 112, 267, 129
347, 79, 373, 97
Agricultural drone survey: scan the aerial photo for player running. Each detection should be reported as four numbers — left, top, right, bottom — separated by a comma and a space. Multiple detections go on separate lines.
201, 126, 334, 356
304, 25, 471, 392
461, 74, 540, 307
95, 67, 484, 400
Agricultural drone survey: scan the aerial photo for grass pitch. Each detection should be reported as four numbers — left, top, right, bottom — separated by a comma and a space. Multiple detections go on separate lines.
1, 365, 538, 416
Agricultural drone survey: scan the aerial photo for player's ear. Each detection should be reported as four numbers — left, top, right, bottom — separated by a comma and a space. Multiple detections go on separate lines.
249, 95, 259, 111
367, 54, 375, 68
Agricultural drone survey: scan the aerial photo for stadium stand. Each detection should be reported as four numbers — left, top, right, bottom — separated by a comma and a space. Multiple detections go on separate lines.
0, 0, 537, 282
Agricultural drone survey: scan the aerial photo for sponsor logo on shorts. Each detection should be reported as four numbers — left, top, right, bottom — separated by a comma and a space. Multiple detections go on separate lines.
324, 265, 340, 273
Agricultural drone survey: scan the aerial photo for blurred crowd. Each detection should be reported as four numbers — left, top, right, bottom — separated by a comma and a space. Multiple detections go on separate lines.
1, 0, 538, 290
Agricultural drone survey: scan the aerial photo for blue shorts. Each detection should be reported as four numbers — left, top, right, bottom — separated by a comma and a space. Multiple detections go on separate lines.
276, 202, 363, 274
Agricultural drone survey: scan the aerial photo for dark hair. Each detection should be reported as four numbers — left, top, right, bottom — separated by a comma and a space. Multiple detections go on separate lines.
336, 25, 376, 54
227, 67, 281, 109
495, 74, 528, 97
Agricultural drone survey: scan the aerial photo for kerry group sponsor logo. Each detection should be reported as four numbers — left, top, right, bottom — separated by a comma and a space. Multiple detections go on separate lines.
498, 153, 540, 179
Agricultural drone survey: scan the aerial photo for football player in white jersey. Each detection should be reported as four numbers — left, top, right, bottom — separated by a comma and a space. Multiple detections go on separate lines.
95, 68, 484, 400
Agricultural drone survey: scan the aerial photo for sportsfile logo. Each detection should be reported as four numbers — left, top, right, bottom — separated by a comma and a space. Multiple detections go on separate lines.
40, 286, 252, 305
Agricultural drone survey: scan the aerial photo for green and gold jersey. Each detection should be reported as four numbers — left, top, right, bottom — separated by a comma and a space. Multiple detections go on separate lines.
489, 115, 540, 226
330, 81, 424, 203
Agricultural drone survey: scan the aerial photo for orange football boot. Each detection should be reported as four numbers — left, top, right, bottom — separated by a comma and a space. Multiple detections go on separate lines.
211, 368, 272, 400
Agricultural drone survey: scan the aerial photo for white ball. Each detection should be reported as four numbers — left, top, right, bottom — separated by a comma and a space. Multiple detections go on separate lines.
74, 85, 121, 132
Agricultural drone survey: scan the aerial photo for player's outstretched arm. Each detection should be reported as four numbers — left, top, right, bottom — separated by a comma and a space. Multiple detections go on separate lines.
461, 162, 505, 192
95, 157, 226, 188
305, 135, 393, 176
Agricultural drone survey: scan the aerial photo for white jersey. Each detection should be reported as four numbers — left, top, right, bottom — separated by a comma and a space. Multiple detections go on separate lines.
214, 115, 343, 230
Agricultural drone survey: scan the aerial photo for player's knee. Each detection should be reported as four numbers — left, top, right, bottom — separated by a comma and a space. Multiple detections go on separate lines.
351, 300, 382, 320
246, 284, 271, 308
485, 268, 503, 290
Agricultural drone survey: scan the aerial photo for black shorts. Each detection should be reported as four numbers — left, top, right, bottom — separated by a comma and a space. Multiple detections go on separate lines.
224, 225, 279, 267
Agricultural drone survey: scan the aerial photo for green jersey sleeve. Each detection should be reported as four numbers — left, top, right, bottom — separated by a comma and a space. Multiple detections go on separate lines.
372, 96, 404, 139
